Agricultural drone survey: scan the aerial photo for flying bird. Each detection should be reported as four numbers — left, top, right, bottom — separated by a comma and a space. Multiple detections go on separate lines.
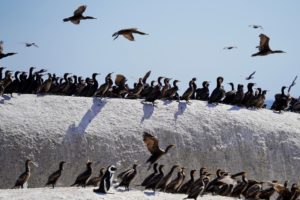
24, 43, 39, 48
112, 28, 148, 41
252, 34, 285, 57
223, 46, 237, 50
143, 132, 175, 170
0, 41, 17, 59
288, 76, 297, 93
246, 71, 256, 80
249, 25, 263, 29
63, 5, 96, 25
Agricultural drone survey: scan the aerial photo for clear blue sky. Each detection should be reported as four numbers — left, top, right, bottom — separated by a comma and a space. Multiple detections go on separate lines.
1, 0, 299, 99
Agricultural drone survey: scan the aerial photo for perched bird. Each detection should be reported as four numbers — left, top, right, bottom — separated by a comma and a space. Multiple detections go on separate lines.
71, 161, 92, 187
271, 86, 291, 112
155, 165, 179, 192
223, 46, 237, 50
178, 169, 197, 194
181, 78, 196, 103
245, 71, 256, 80
94, 165, 117, 194
86, 168, 105, 187
0, 41, 17, 59
45, 161, 66, 188
252, 34, 285, 57
222, 82, 236, 105
165, 167, 186, 193
116, 164, 138, 191
140, 163, 158, 186
209, 77, 225, 104
143, 132, 175, 170
144, 165, 165, 191
63, 5, 96, 25
249, 25, 263, 29
13, 159, 37, 189
24, 42, 39, 48
195, 81, 210, 101
112, 28, 148, 41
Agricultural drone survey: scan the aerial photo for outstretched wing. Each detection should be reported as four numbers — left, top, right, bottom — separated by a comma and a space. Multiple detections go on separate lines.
74, 5, 87, 16
288, 76, 297, 93
115, 74, 127, 87
142, 71, 151, 84
143, 132, 160, 155
0, 41, 3, 53
258, 34, 271, 52
249, 71, 256, 77
123, 33, 135, 41
132, 29, 148, 35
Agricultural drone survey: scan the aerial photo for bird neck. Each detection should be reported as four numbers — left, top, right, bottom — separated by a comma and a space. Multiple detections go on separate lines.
281, 87, 286, 96
25, 163, 30, 172
165, 145, 173, 153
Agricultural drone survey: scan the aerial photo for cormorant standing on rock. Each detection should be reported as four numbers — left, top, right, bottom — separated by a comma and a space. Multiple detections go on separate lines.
13, 159, 36, 189
63, 5, 96, 25
87, 73, 100, 97
166, 167, 186, 193
231, 84, 244, 106
38, 73, 53, 94
242, 83, 255, 107
143, 77, 164, 105
230, 172, 248, 198
155, 165, 179, 192
0, 71, 13, 96
181, 78, 196, 103
165, 80, 180, 100
94, 165, 117, 194
195, 81, 210, 101
271, 86, 291, 112
71, 161, 92, 187
141, 163, 158, 186
144, 164, 165, 191
222, 82, 236, 104
178, 169, 196, 194
209, 77, 225, 104
45, 161, 66, 188
3, 71, 21, 96
94, 73, 113, 98
143, 132, 175, 170
161, 78, 172, 98
86, 167, 105, 187
116, 164, 138, 191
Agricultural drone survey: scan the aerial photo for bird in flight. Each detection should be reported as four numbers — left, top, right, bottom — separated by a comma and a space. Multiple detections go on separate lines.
112, 28, 148, 41
0, 41, 17, 59
24, 42, 39, 48
246, 71, 256, 80
251, 34, 285, 57
143, 132, 175, 170
249, 25, 263, 30
63, 5, 96, 25
223, 46, 237, 50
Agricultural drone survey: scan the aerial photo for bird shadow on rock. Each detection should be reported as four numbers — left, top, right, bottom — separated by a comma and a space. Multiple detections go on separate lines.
228, 105, 241, 111
144, 191, 156, 196
141, 103, 154, 123
72, 98, 107, 133
0, 94, 11, 104
163, 100, 173, 106
207, 102, 218, 108
174, 102, 187, 121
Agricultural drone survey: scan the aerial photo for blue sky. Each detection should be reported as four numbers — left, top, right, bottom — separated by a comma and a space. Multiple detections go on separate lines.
0, 0, 299, 99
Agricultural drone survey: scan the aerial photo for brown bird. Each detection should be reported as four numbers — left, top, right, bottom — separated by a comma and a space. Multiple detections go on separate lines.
86, 167, 105, 187
45, 161, 66, 188
0, 41, 17, 59
63, 5, 96, 25
71, 161, 93, 187
252, 34, 285, 57
116, 164, 138, 191
13, 159, 37, 189
112, 28, 148, 41
143, 132, 175, 170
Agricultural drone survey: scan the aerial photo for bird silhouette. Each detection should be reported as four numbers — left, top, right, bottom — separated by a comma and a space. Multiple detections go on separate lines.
252, 34, 285, 57
246, 71, 256, 80
63, 5, 96, 25
24, 42, 39, 48
249, 25, 263, 30
223, 46, 237, 50
0, 41, 17, 59
112, 28, 148, 41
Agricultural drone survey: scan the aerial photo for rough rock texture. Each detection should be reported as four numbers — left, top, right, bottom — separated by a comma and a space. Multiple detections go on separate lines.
0, 94, 300, 189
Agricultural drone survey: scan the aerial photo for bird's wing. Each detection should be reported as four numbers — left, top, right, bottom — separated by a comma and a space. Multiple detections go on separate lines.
71, 19, 81, 25
47, 170, 60, 183
33, 43, 39, 48
142, 71, 151, 84
0, 41, 3, 53
117, 169, 133, 179
143, 132, 160, 154
123, 33, 135, 41
15, 172, 27, 185
259, 34, 271, 52
74, 5, 87, 16
250, 71, 256, 77
132, 30, 148, 35
115, 74, 127, 87
288, 76, 297, 93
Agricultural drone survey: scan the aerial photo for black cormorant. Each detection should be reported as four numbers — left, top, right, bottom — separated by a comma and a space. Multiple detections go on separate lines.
63, 5, 96, 25
252, 34, 285, 57
112, 28, 148, 41
45, 161, 66, 188
71, 161, 93, 187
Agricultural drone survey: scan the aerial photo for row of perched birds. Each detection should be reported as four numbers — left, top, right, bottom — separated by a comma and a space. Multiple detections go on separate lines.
0, 67, 299, 113
11, 132, 300, 200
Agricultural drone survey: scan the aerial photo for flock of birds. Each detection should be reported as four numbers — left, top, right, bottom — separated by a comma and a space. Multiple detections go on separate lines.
0, 66, 299, 113
11, 132, 300, 200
